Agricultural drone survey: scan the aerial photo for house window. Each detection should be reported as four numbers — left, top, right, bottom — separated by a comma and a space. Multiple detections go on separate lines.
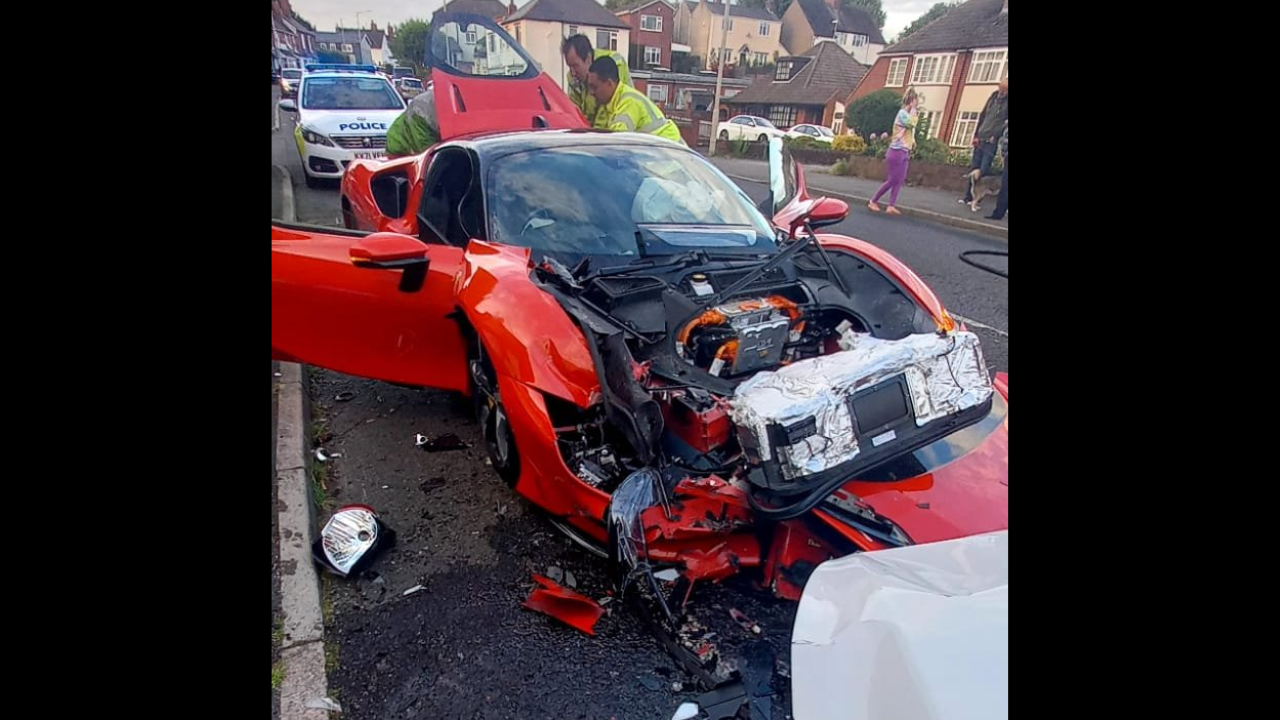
648, 84, 668, 103
886, 57, 908, 87
950, 111, 980, 147
968, 50, 1007, 83
768, 106, 796, 127
568, 25, 578, 37
597, 29, 619, 51
751, 51, 768, 65
466, 30, 477, 44
838, 32, 849, 45
641, 15, 662, 32
342, 44, 353, 53
852, 34, 866, 47
759, 22, 770, 36
645, 46, 661, 65
489, 34, 496, 52
919, 110, 941, 139
775, 61, 792, 81
910, 54, 956, 84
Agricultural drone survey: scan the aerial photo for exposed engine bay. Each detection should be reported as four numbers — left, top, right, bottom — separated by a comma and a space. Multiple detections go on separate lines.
535, 238, 994, 512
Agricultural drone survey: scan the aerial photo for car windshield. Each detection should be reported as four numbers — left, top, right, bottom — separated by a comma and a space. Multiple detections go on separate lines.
282, 69, 302, 79
817, 126, 834, 137
754, 118, 777, 129
301, 76, 403, 110
431, 20, 530, 77
487, 144, 777, 261
403, 79, 422, 89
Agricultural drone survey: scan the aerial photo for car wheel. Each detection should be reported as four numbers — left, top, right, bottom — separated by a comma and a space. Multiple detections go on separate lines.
470, 342, 521, 488
719, 130, 729, 141
757, 134, 768, 143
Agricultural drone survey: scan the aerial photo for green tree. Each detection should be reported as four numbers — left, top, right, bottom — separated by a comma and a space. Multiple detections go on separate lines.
845, 0, 885, 30
390, 19, 431, 73
895, 2, 955, 43
847, 88, 901, 137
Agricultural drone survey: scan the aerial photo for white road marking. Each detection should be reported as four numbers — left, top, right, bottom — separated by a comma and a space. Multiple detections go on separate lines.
952, 314, 1008, 338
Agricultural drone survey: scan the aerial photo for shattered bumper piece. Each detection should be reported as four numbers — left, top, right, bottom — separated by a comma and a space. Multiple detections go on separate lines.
521, 574, 606, 635
312, 505, 397, 577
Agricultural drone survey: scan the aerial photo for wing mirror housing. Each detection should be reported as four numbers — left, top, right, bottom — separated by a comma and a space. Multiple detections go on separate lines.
349, 233, 429, 293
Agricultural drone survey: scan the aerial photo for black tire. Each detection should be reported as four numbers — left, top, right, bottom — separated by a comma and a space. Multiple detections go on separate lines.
470, 342, 521, 488
757, 134, 768, 143
719, 130, 729, 140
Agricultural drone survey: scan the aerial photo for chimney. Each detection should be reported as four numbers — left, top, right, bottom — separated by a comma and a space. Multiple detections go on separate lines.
370, 21, 378, 30
508, 1, 517, 16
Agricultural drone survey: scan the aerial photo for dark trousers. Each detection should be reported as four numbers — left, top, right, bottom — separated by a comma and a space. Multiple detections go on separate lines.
963, 141, 999, 201
989, 155, 1008, 219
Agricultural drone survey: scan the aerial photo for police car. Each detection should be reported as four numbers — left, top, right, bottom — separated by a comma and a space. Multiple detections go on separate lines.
277, 64, 406, 188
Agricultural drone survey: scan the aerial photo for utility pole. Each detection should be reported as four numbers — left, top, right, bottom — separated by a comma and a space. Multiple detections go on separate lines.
707, 0, 732, 157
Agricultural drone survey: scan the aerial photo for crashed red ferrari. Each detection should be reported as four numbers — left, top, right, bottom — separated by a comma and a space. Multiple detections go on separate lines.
273, 11, 1007, 681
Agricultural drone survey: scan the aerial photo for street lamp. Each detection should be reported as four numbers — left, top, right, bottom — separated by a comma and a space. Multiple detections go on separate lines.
707, 1, 732, 157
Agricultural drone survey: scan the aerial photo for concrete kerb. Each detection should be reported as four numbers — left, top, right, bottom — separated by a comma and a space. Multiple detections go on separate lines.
275, 160, 332, 718
275, 165, 296, 223
722, 172, 1009, 243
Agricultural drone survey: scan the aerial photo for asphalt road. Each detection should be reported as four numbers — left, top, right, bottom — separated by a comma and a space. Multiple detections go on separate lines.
271, 91, 1009, 719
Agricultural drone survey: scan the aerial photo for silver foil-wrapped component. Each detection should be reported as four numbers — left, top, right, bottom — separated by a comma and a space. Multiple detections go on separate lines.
728, 331, 992, 481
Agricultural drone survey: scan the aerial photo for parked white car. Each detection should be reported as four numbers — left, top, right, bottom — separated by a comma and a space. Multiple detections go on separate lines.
785, 123, 835, 144
717, 115, 787, 143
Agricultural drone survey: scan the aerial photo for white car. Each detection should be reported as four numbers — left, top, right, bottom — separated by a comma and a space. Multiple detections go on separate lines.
278, 67, 303, 98
717, 115, 788, 143
785, 123, 835, 144
278, 64, 406, 188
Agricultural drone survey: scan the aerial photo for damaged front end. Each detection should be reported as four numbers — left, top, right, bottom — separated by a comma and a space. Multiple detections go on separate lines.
521, 218, 1005, 687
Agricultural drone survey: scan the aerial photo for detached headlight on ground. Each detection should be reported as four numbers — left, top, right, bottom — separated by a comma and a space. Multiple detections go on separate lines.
312, 504, 396, 576
301, 127, 335, 147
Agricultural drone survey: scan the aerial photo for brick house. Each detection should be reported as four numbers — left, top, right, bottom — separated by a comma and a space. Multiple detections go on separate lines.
615, 0, 676, 71
272, 0, 317, 70
722, 41, 867, 130
846, 0, 1007, 146
781, 0, 885, 65
674, 1, 783, 71
502, 0, 631, 93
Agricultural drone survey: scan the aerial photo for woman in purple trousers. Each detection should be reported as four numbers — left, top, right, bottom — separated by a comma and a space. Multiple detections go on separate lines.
867, 88, 920, 216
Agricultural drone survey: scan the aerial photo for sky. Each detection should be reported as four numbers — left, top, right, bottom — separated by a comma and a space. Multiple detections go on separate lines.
290, 0, 939, 43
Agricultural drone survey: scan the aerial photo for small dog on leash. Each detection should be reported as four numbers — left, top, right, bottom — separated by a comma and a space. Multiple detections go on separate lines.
963, 169, 1002, 213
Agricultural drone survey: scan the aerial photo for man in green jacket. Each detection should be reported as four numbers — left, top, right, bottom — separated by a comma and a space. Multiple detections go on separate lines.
562, 34, 631, 127
385, 82, 439, 158
587, 56, 685, 145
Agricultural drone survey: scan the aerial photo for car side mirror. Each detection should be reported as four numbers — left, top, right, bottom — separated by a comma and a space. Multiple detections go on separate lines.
789, 196, 849, 234
349, 233, 430, 293
279, 99, 297, 112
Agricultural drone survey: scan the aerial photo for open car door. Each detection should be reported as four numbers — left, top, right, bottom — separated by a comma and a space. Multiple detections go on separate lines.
425, 12, 587, 140
272, 223, 470, 392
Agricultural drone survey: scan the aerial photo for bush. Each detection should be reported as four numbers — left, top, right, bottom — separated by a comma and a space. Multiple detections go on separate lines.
847, 89, 902, 139
866, 134, 890, 158
832, 134, 866, 153
831, 158, 850, 176
912, 138, 951, 163
786, 136, 823, 150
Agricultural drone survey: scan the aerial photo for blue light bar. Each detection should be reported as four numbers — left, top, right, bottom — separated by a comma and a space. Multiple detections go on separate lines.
304, 63, 379, 73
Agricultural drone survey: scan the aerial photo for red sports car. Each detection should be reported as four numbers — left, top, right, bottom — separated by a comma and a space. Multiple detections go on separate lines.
273, 12, 1008, 631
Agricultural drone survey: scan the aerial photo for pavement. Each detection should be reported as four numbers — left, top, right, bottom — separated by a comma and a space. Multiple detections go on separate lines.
271, 88, 1008, 719
709, 156, 1008, 240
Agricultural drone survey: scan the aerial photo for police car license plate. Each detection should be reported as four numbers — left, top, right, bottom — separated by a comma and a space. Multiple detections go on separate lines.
354, 152, 385, 160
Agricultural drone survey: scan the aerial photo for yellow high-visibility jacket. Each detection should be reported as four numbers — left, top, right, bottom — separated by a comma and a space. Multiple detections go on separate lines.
596, 83, 685, 145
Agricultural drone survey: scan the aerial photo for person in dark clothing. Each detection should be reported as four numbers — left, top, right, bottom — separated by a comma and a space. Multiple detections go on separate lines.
961, 77, 1008, 205
986, 124, 1008, 220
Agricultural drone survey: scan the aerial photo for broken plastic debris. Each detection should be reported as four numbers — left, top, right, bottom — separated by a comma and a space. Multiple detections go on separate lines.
335, 391, 356, 402
546, 566, 564, 584
565, 570, 578, 589
315, 448, 329, 462
403, 584, 425, 596
521, 574, 606, 635
306, 697, 342, 712
415, 432, 470, 452
730, 608, 762, 634
654, 568, 680, 582
671, 702, 700, 720
274, 371, 282, 377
